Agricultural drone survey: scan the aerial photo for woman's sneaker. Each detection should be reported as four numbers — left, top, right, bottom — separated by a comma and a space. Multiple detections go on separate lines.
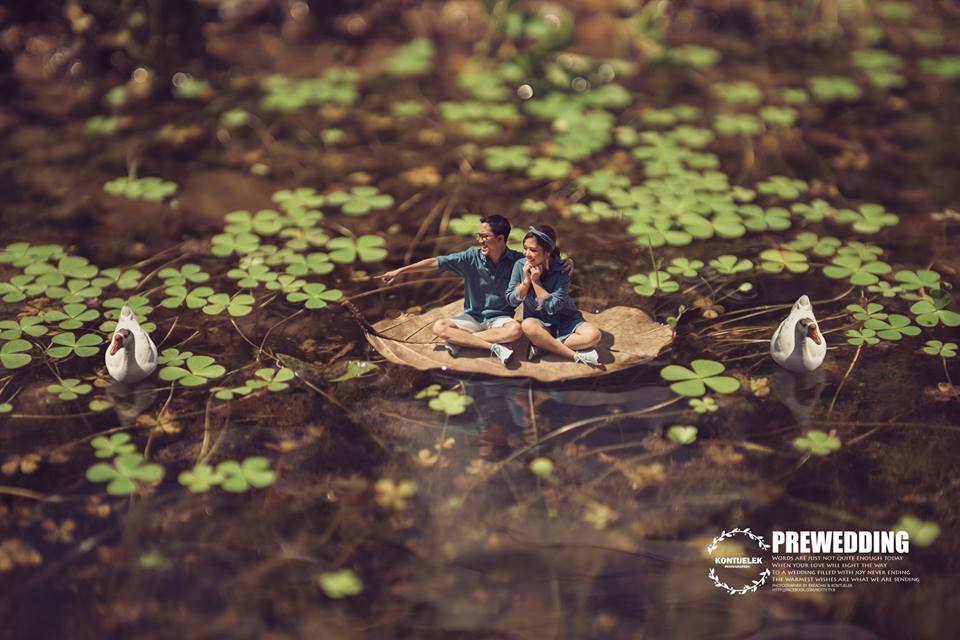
527, 344, 541, 361
490, 343, 514, 365
573, 349, 599, 365
444, 343, 462, 358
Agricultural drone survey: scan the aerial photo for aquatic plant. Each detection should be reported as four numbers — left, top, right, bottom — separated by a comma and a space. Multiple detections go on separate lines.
0, 316, 47, 340
391, 101, 426, 118
318, 569, 363, 599
85, 115, 122, 135
760, 106, 798, 127
781, 88, 809, 105
922, 340, 957, 358
216, 457, 277, 492
759, 248, 808, 274
666, 258, 703, 279
327, 361, 379, 383
260, 70, 358, 111
910, 290, 960, 327
91, 433, 136, 459
628, 271, 679, 296
713, 81, 762, 105
875, 1, 914, 22
757, 176, 808, 201
788, 231, 840, 256
863, 314, 920, 341
823, 255, 891, 285
793, 430, 841, 455
286, 283, 343, 310
178, 464, 223, 493
220, 108, 251, 128
374, 479, 417, 510
708, 255, 753, 275
46, 378, 92, 401
836, 203, 899, 233
893, 516, 940, 547
689, 397, 718, 413
893, 269, 941, 292
1, 340, 33, 369
483, 145, 532, 171
326, 186, 395, 216
526, 157, 572, 180
714, 114, 762, 136
846, 303, 887, 322
663, 44, 720, 69
428, 390, 473, 416
46, 332, 103, 359
103, 177, 178, 202
86, 453, 164, 496
660, 360, 740, 397
919, 56, 960, 81
528, 457, 554, 479
385, 38, 435, 77
808, 76, 862, 102
791, 199, 833, 223
202, 293, 255, 317
846, 328, 880, 346
172, 74, 210, 100
161, 285, 213, 309
666, 425, 698, 444
158, 355, 226, 387
227, 263, 278, 288
0, 275, 45, 302
326, 235, 387, 264
742, 206, 791, 232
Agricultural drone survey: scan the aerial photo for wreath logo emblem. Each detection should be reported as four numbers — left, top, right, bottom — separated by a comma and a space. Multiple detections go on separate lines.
706, 528, 772, 595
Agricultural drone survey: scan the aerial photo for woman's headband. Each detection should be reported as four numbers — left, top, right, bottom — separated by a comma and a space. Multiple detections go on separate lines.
527, 226, 556, 251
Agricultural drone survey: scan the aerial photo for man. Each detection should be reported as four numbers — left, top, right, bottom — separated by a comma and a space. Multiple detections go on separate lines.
378, 214, 523, 365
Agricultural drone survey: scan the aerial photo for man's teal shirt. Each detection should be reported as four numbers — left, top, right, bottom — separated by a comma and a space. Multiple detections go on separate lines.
436, 247, 523, 322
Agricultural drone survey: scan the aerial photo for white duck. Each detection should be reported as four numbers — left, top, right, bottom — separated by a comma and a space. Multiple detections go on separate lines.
770, 295, 826, 373
105, 304, 158, 383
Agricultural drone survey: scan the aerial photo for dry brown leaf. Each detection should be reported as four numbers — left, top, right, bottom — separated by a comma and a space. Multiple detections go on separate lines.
365, 300, 673, 382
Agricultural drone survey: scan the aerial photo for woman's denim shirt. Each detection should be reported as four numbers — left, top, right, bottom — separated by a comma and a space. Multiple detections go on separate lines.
505, 257, 579, 323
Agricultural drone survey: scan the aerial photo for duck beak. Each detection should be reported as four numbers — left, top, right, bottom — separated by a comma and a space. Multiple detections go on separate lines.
806, 322, 822, 345
109, 329, 130, 355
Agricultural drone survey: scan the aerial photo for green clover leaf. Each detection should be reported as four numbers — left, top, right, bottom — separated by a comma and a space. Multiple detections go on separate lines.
0, 316, 47, 340
922, 340, 957, 358
628, 271, 680, 296
689, 397, 718, 413
216, 457, 277, 492
483, 145, 531, 171
863, 314, 921, 341
319, 569, 364, 599
846, 303, 887, 322
846, 328, 880, 346
836, 203, 899, 233
823, 255, 891, 286
894, 269, 941, 291
47, 378, 92, 401
910, 290, 960, 327
91, 268, 142, 290
709, 255, 753, 275
43, 303, 100, 330
326, 235, 387, 264
86, 453, 165, 495
178, 464, 224, 493
660, 360, 741, 397
286, 283, 343, 309
252, 367, 295, 391
158, 355, 226, 387
161, 285, 214, 309
157, 348, 192, 367
428, 390, 474, 416
202, 293, 255, 317
158, 263, 210, 286
326, 186, 394, 216
893, 515, 940, 547
91, 432, 136, 458
526, 157, 572, 180
760, 248, 808, 274
666, 258, 704, 279
47, 332, 103, 359
666, 425, 698, 444
327, 360, 380, 383
793, 430, 841, 455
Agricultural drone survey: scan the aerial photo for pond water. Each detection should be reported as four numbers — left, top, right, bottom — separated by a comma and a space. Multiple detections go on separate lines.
1, 1, 959, 638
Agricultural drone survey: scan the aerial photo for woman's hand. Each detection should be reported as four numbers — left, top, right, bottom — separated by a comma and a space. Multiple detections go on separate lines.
523, 260, 535, 282
529, 264, 543, 283
378, 269, 401, 285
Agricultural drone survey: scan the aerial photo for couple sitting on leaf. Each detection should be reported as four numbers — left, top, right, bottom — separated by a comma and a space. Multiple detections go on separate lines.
378, 214, 601, 366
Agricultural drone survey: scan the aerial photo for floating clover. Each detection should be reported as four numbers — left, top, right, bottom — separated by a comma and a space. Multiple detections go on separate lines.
894, 269, 941, 291
713, 81, 762, 105
211, 232, 260, 257
286, 283, 343, 310
212, 384, 253, 401
760, 106, 798, 127
757, 175, 808, 200
742, 206, 791, 232
272, 188, 325, 216
220, 108, 251, 128
103, 176, 178, 202
265, 274, 306, 294
666, 44, 720, 69
714, 114, 762, 136
202, 293, 255, 317
864, 314, 920, 341
158, 355, 226, 387
157, 348, 192, 366
25, 255, 98, 285
708, 255, 753, 275
92, 268, 141, 290
327, 360, 379, 383
326, 235, 387, 264
823, 255, 891, 285
526, 157, 572, 180
893, 516, 940, 547
793, 430, 841, 456
667, 125, 715, 148
158, 263, 210, 286
529, 457, 555, 479
788, 232, 841, 257
91, 433, 136, 459
414, 384, 441, 399
178, 464, 224, 493
0, 402, 11, 413
386, 38, 435, 77
428, 390, 473, 416
391, 100, 426, 118
250, 367, 295, 392
920, 55, 960, 81
666, 258, 704, 279
227, 263, 278, 288
837, 241, 884, 261
689, 397, 718, 413
791, 199, 833, 223
47, 377, 92, 401
760, 248, 808, 274
571, 201, 618, 223
161, 285, 214, 309
628, 271, 680, 296
922, 340, 957, 358
867, 281, 903, 298
483, 145, 531, 171
0, 274, 46, 302
284, 252, 334, 276
809, 76, 862, 102
0, 242, 64, 268
86, 115, 122, 135
224, 209, 286, 236
910, 290, 960, 327
172, 74, 210, 99
43, 304, 99, 330
846, 328, 880, 346
99, 296, 154, 333
216, 457, 277, 492
47, 332, 103, 359
45, 279, 102, 303
576, 169, 630, 195
86, 453, 164, 496
375, 478, 418, 509
846, 303, 887, 322
0, 316, 47, 340
326, 186, 394, 216
660, 360, 741, 397
836, 203, 899, 233
319, 569, 364, 599
1, 339, 33, 369
666, 425, 698, 445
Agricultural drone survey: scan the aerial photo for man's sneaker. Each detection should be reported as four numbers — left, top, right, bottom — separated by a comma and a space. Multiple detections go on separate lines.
444, 343, 462, 358
490, 343, 514, 365
573, 349, 599, 365
527, 344, 541, 361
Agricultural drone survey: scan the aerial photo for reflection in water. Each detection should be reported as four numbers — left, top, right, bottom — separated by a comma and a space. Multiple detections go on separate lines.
769, 368, 827, 425
106, 382, 160, 427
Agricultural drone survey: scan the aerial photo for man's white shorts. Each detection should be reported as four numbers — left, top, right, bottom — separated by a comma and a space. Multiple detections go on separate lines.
449, 313, 516, 333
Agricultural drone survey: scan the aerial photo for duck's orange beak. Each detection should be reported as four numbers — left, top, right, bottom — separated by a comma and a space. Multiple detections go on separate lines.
807, 323, 822, 345
109, 333, 124, 355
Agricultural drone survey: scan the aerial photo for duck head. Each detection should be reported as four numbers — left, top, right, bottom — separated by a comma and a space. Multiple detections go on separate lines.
797, 316, 822, 345
109, 328, 132, 355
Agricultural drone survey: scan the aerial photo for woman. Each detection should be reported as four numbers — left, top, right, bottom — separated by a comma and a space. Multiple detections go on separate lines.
506, 225, 601, 365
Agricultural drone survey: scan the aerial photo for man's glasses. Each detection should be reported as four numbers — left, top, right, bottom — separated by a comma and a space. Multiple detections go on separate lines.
475, 233, 497, 242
